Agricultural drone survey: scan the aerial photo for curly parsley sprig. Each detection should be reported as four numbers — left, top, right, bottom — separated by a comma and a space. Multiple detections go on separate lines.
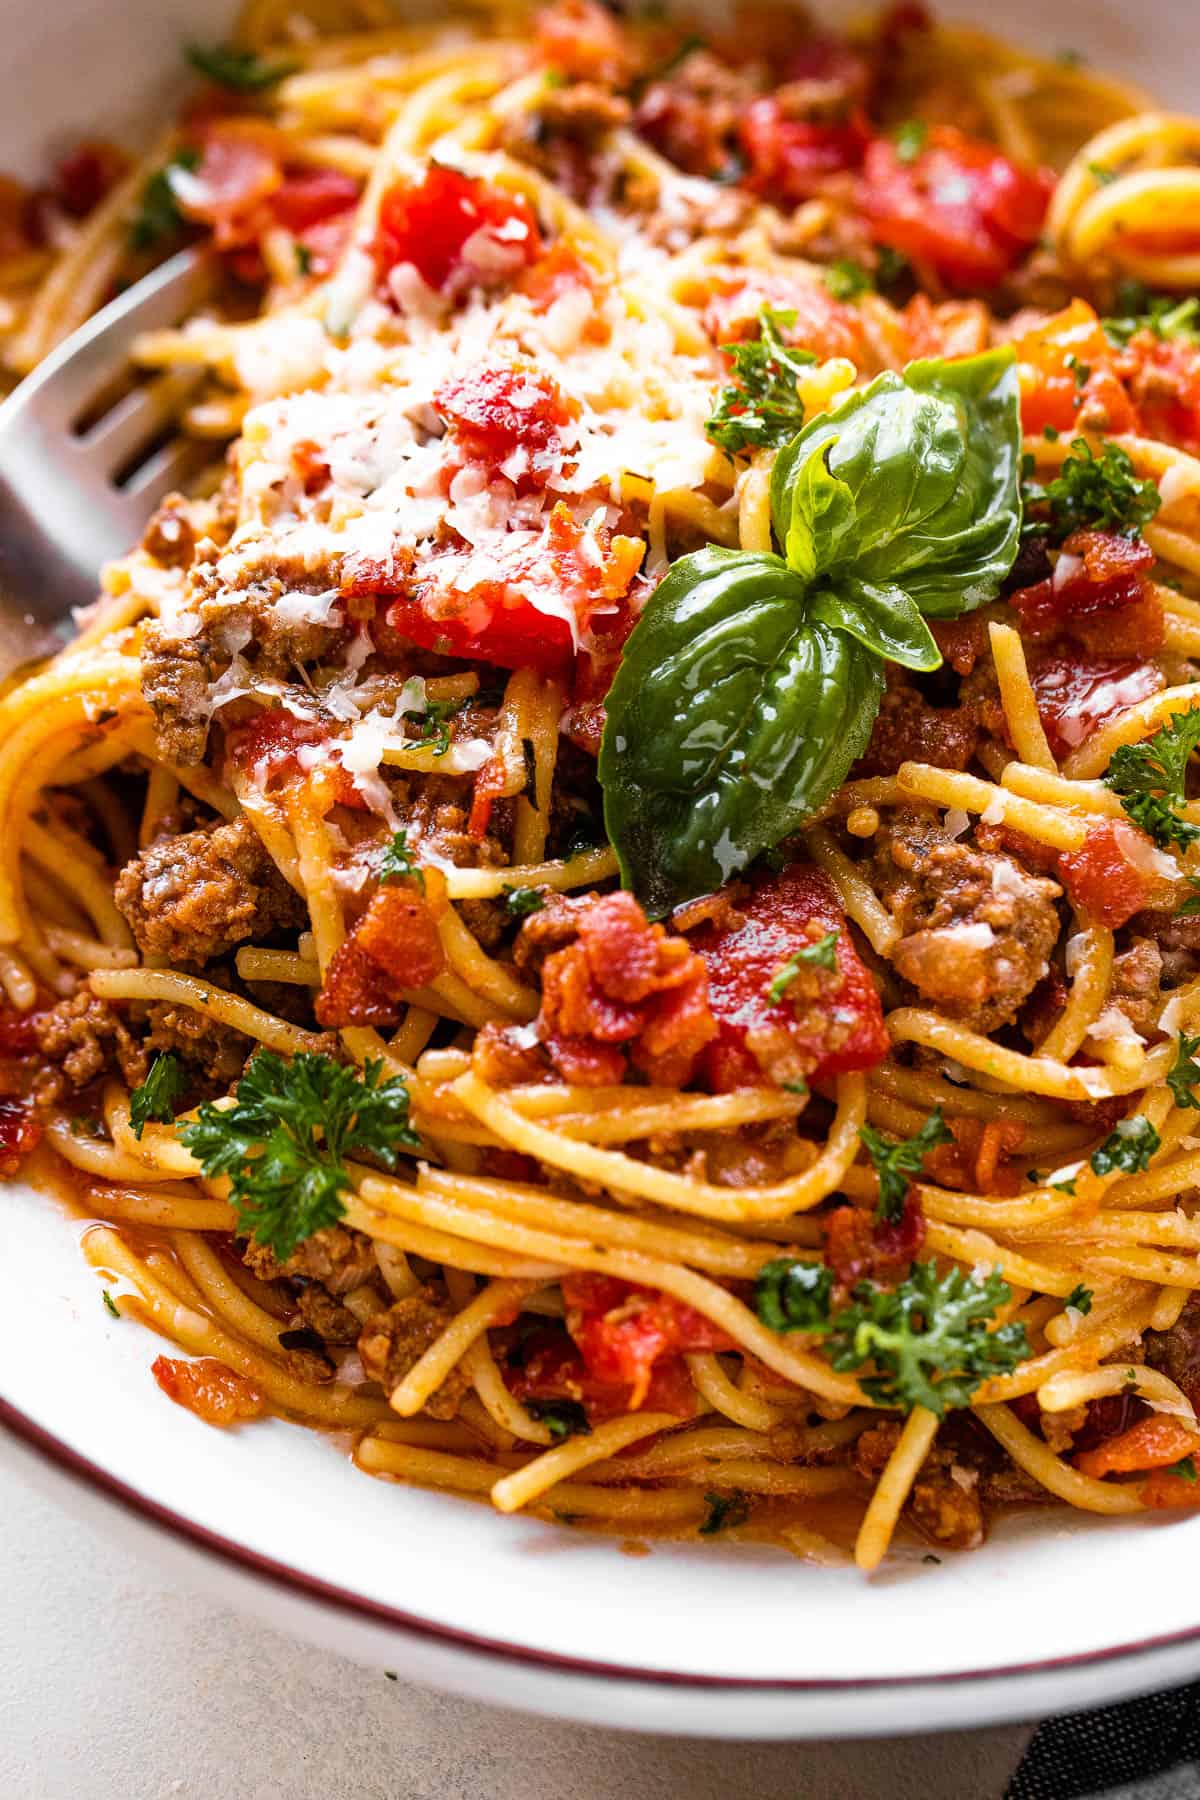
859, 1107, 953, 1223
129, 1052, 186, 1139
1020, 437, 1161, 543
1089, 1115, 1161, 1177
705, 306, 816, 457
180, 1052, 419, 1262
1103, 706, 1200, 851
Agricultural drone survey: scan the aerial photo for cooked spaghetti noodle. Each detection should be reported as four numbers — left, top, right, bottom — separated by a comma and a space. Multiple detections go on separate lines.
7, 0, 1200, 1571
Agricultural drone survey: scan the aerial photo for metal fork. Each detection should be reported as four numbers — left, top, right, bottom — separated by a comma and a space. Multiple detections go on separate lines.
0, 248, 215, 680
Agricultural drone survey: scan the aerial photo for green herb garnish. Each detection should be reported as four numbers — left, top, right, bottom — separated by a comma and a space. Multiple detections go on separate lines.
1168, 1456, 1198, 1483
1021, 437, 1160, 543
129, 1052, 186, 1139
699, 1489, 751, 1534
705, 306, 816, 457
525, 1398, 592, 1441
859, 1107, 953, 1223
1064, 1283, 1093, 1315
504, 886, 546, 919
179, 1052, 419, 1261
102, 1290, 121, 1319
893, 119, 928, 163
1168, 1033, 1200, 1110
765, 931, 839, 1002
601, 349, 1022, 912
129, 149, 200, 251
1103, 707, 1200, 851
379, 828, 426, 890
186, 42, 298, 90
824, 259, 873, 301
754, 1257, 834, 1333
1090, 1115, 1161, 1177
1103, 290, 1200, 348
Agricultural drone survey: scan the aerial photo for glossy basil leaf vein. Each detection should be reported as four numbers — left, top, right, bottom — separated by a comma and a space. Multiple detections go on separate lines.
601, 348, 1021, 911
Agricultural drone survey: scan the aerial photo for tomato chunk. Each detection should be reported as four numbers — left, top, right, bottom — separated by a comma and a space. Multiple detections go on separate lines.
862, 127, 1052, 289
689, 864, 889, 1092
702, 269, 867, 366
224, 710, 367, 809
1122, 330, 1200, 457
352, 505, 644, 678
535, 0, 632, 84
1056, 819, 1176, 929
503, 1318, 697, 1421
152, 1355, 267, 1427
1029, 654, 1163, 758
432, 360, 577, 491
0, 1096, 39, 1170
1012, 300, 1142, 437
1013, 530, 1161, 657
562, 1273, 731, 1411
375, 166, 541, 297
1076, 1413, 1200, 1479
739, 100, 870, 205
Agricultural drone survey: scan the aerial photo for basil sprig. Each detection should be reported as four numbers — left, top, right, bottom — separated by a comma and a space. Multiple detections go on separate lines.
599, 348, 1021, 913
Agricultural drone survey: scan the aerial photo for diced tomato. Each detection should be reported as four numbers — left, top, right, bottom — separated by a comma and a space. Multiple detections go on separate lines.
504, 1319, 697, 1422
739, 98, 871, 206
534, 0, 632, 84
375, 166, 541, 298
899, 293, 991, 362
1013, 530, 1161, 657
1122, 329, 1200, 457
224, 710, 367, 809
152, 1354, 267, 1427
1076, 1413, 1200, 1480
1029, 654, 1164, 759
1057, 818, 1176, 929
316, 879, 446, 1027
1012, 300, 1142, 437
702, 269, 867, 366
0, 1096, 39, 1169
354, 505, 643, 678
432, 361, 577, 491
561, 1273, 731, 1410
519, 237, 602, 313
174, 121, 283, 248
861, 127, 1053, 289
689, 864, 889, 1092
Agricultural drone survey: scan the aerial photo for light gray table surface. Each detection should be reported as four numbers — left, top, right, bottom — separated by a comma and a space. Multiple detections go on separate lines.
0, 1452, 1036, 1799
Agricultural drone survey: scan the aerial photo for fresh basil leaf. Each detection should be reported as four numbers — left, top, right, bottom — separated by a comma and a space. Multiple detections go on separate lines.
770, 347, 1021, 618
599, 547, 883, 914
810, 576, 941, 672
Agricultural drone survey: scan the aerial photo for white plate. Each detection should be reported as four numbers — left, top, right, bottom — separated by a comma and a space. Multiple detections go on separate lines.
3, 0, 1200, 1739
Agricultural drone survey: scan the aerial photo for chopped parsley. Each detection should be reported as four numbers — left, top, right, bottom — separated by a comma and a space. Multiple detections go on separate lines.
1168, 1033, 1200, 1111
765, 930, 839, 1002
782, 1077, 809, 1098
705, 306, 816, 457
699, 1489, 751, 1535
186, 42, 298, 89
1104, 287, 1200, 348
129, 148, 200, 251
859, 1107, 953, 1223
1090, 1115, 1161, 1177
1020, 437, 1161, 543
754, 1257, 834, 1334
1179, 878, 1200, 918
1064, 1283, 1093, 1315
412, 701, 455, 758
1049, 1173, 1079, 1196
504, 885, 546, 919
379, 827, 425, 890
823, 258, 873, 301
1086, 162, 1117, 186
295, 242, 313, 276
525, 1398, 591, 1441
1168, 1456, 1199, 1483
179, 1052, 419, 1261
1103, 706, 1200, 851
102, 1289, 121, 1319
754, 1255, 1027, 1414
129, 1052, 187, 1139
893, 118, 928, 163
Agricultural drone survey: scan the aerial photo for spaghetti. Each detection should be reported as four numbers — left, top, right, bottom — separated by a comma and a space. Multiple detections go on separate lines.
6, 0, 1200, 1571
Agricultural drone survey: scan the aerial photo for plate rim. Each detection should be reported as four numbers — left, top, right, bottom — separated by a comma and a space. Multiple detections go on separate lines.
8, 1387, 1200, 1708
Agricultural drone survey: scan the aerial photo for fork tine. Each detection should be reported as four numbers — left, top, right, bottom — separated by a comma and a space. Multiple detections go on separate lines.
118, 434, 214, 511
76, 368, 204, 477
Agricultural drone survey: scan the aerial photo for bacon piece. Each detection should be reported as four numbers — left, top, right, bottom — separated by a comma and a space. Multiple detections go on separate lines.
316, 880, 446, 1027
375, 166, 541, 298
824, 1195, 926, 1291
1075, 1413, 1200, 1480
1056, 819, 1177, 930
561, 1273, 731, 1411
1029, 654, 1164, 758
536, 890, 717, 1087
174, 121, 284, 248
432, 360, 577, 491
503, 1317, 697, 1422
1013, 530, 1161, 657
152, 1354, 267, 1427
688, 864, 889, 1092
